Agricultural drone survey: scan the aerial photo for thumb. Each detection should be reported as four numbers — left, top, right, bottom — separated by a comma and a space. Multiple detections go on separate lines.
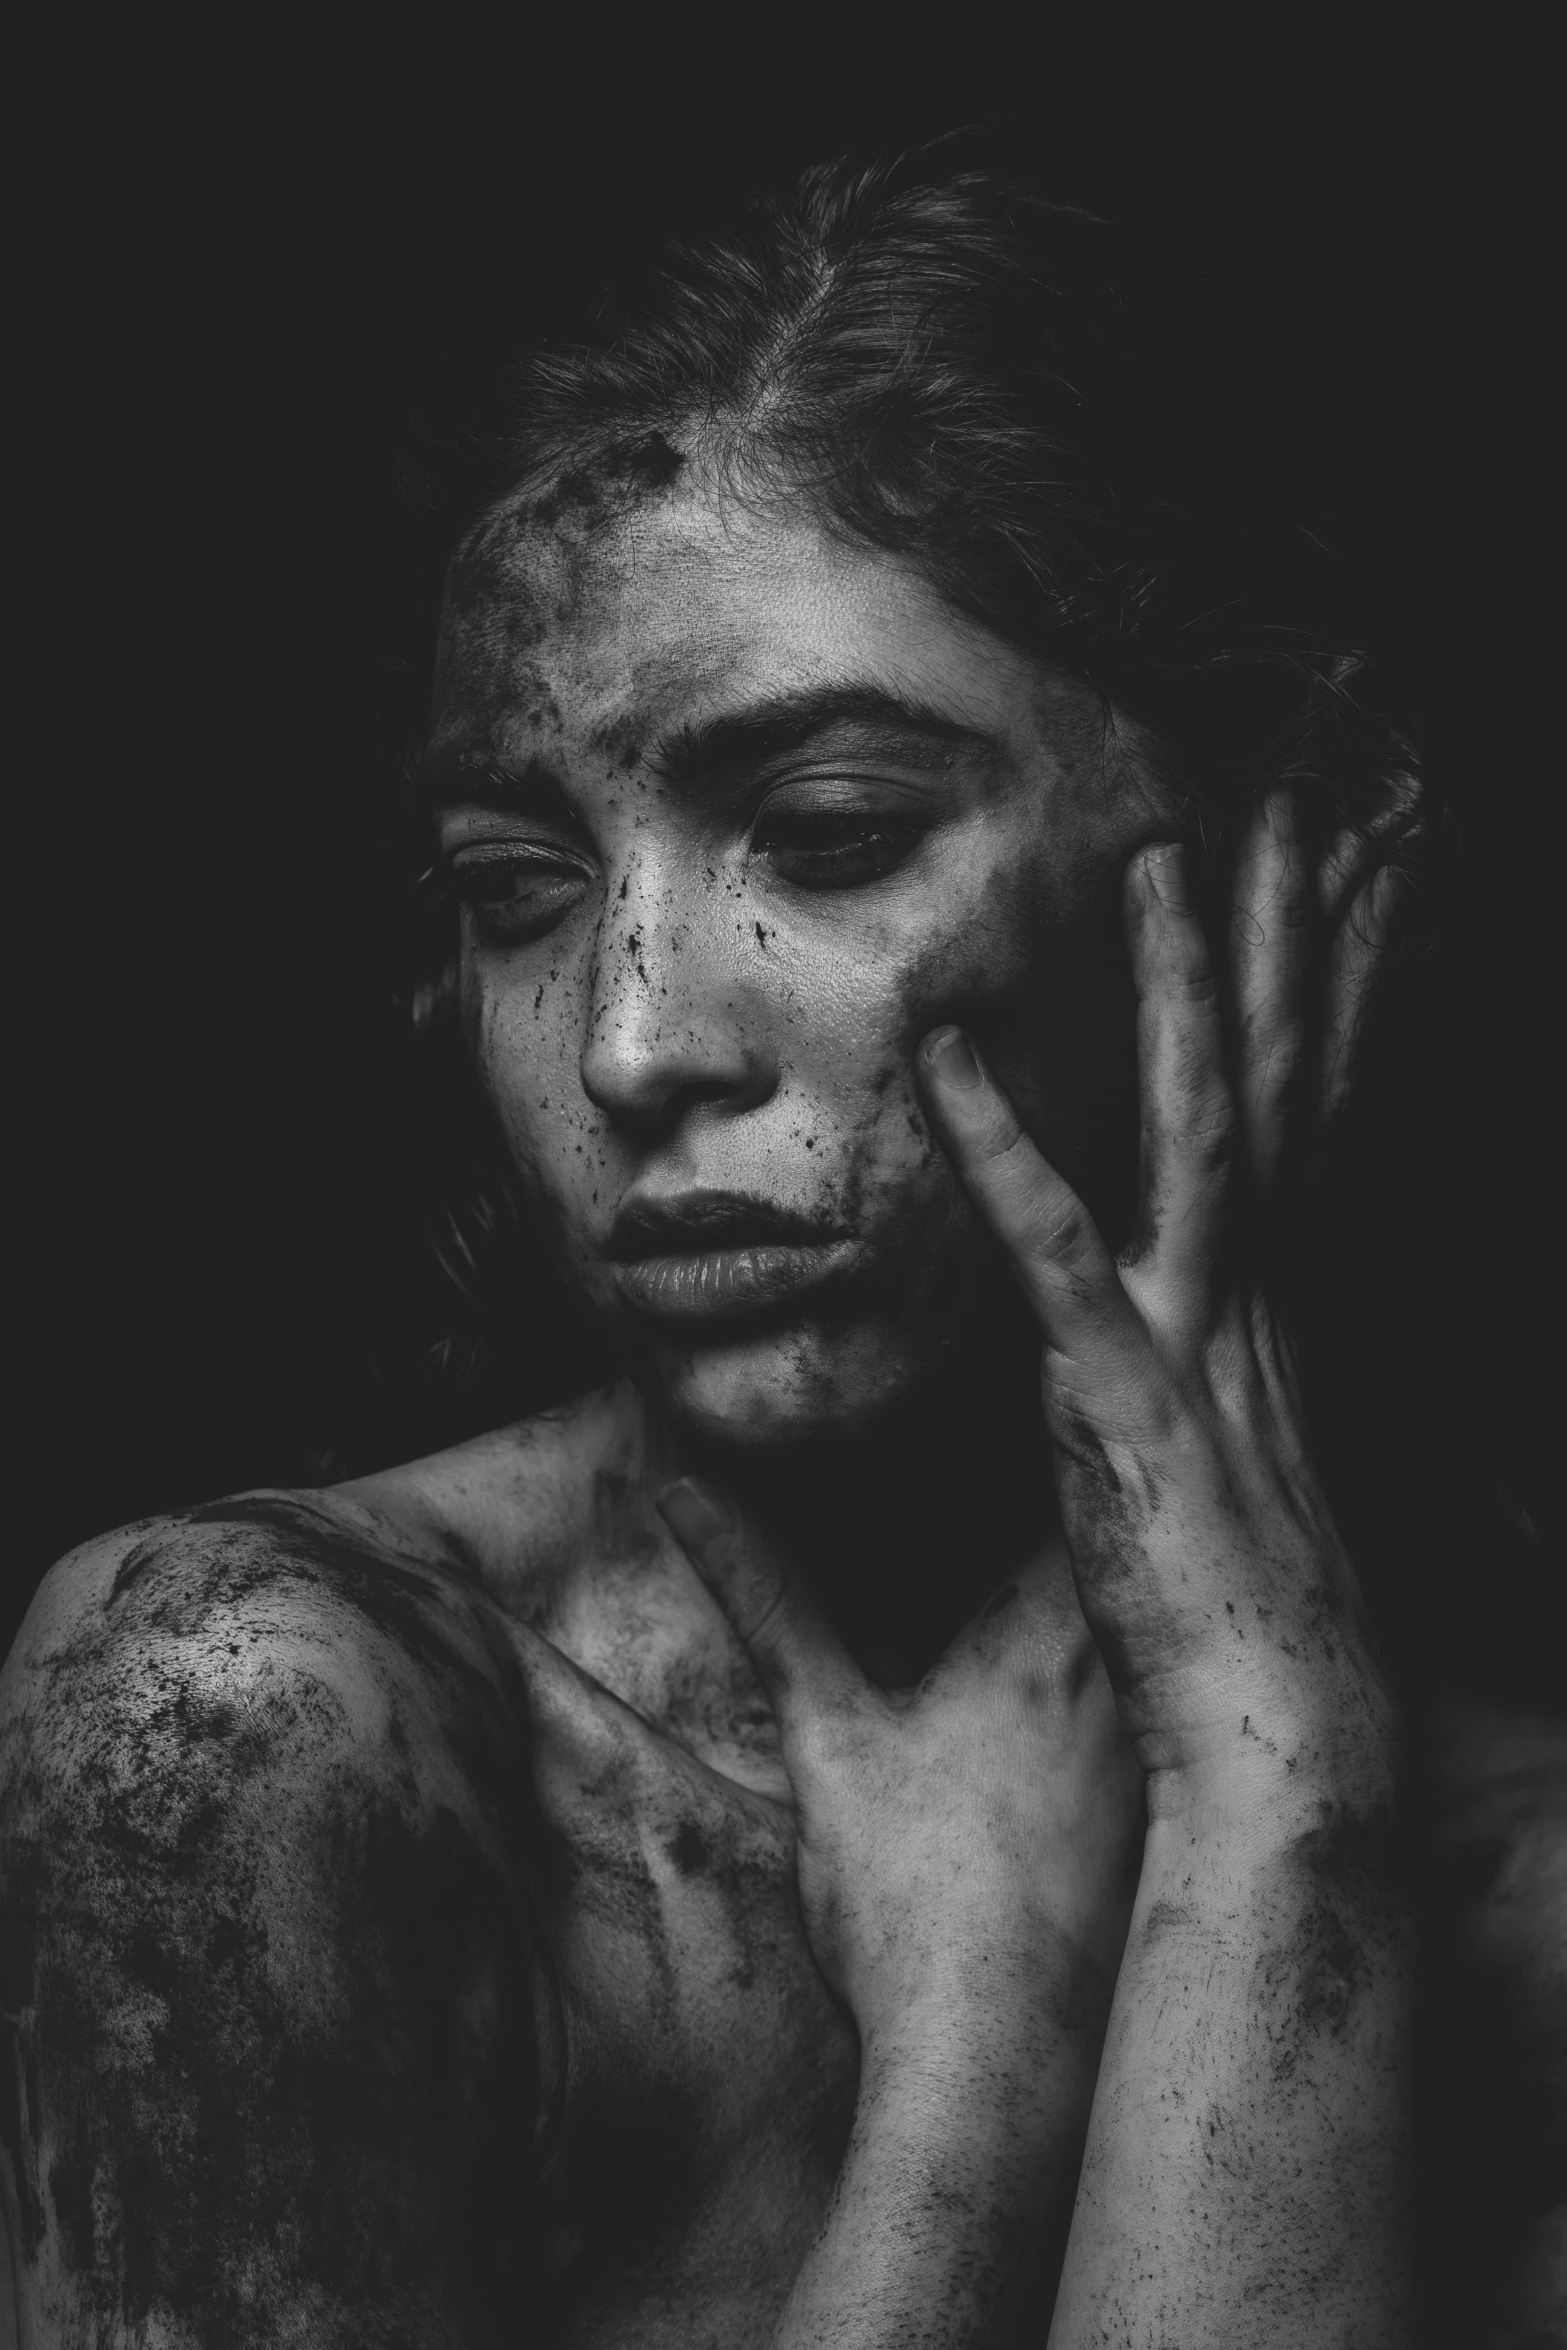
657, 1478, 862, 1731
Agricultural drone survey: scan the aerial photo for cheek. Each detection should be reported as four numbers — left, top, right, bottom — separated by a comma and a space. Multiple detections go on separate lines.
949, 837, 1139, 1224
824, 848, 1045, 1073
762, 881, 1038, 1219
462, 952, 606, 1229
780, 827, 1041, 1050
867, 837, 1137, 1209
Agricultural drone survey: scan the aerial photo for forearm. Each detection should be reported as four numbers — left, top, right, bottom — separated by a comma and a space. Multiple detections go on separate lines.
773, 2014, 1095, 2349
1050, 1740, 1413, 2348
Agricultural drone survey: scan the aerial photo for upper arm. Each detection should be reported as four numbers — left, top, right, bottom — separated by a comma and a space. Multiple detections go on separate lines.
0, 1501, 555, 2349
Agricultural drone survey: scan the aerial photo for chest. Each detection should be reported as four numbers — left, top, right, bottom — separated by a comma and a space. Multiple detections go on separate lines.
502, 1574, 857, 2346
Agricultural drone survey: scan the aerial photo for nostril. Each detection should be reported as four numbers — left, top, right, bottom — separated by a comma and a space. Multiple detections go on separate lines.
581, 1033, 777, 1129
579, 880, 780, 1126
579, 971, 776, 1129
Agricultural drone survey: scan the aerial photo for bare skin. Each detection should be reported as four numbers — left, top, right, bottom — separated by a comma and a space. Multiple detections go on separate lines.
2, 471, 1562, 2346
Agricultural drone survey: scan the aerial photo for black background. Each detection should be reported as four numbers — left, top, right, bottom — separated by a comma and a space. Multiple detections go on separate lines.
11, 20, 1553, 1666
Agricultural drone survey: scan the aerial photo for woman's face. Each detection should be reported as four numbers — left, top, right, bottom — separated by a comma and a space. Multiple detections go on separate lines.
426, 475, 1170, 1451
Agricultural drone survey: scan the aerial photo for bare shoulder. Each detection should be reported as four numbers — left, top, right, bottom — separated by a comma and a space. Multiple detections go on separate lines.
0, 1489, 552, 2347
333, 1379, 682, 1614
7, 1478, 490, 1677
0, 1377, 657, 1796
0, 1484, 537, 1861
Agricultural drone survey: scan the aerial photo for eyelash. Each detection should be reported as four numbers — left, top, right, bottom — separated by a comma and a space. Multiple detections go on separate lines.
442, 806, 927, 944
445, 847, 590, 945
750, 807, 927, 889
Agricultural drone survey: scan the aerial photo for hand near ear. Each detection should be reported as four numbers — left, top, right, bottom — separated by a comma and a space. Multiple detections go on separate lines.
905, 790, 1414, 2347
915, 794, 1403, 1795
655, 793, 1414, 2349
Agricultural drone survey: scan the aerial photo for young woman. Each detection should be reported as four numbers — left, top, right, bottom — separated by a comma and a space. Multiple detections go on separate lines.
2, 158, 1560, 2347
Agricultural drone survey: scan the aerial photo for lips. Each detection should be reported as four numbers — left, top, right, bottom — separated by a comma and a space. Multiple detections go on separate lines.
608, 1193, 862, 1325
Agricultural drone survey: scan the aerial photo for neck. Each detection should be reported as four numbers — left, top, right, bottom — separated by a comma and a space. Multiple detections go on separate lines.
678, 1312, 1057, 1686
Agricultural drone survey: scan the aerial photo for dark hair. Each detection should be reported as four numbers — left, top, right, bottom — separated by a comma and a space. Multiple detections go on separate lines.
479, 154, 1420, 854
393, 152, 1554, 1702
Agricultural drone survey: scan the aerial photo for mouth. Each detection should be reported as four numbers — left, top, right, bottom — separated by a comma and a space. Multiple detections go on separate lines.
608, 1192, 864, 1326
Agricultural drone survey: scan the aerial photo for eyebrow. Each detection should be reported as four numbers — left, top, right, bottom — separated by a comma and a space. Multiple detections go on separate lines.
420, 682, 997, 813
648, 683, 995, 786
418, 750, 571, 816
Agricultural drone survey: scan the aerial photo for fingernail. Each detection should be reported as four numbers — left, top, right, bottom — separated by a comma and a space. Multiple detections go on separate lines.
923, 1025, 984, 1090
657, 1478, 732, 1556
1142, 841, 1191, 912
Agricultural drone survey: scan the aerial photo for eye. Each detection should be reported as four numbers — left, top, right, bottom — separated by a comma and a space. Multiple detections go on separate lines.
752, 808, 926, 890
446, 847, 589, 944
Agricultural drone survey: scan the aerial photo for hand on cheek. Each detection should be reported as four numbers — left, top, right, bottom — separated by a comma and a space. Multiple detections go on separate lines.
917, 808, 1400, 1800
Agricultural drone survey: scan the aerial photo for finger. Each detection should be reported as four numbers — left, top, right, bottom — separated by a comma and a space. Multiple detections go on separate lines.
1230, 790, 1310, 1189
916, 1026, 1140, 1363
1321, 863, 1401, 1124
1316, 819, 1372, 927
656, 1478, 862, 1728
1316, 768, 1424, 926
1122, 841, 1236, 1315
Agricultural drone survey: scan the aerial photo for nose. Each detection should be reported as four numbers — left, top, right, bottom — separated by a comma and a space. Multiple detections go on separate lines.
579, 857, 777, 1130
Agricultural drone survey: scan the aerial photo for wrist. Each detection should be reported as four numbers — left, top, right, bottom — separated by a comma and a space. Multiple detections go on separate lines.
858, 1909, 1120, 2041
1135, 1728, 1404, 1939
854, 2015, 1090, 2189
860, 1964, 1107, 2095
1129, 1651, 1402, 1829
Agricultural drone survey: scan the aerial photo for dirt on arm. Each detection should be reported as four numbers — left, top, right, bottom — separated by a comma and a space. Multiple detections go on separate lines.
0, 1495, 560, 2350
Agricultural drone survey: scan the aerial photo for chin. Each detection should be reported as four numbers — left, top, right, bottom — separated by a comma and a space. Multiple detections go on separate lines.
633, 1314, 938, 1455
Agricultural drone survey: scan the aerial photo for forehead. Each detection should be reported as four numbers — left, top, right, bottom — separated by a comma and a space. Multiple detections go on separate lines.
428, 474, 1053, 770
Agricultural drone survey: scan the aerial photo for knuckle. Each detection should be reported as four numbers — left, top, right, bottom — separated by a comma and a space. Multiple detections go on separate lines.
992, 1161, 1099, 1277
1025, 1187, 1095, 1263
1187, 1098, 1238, 1162
1170, 959, 1221, 1008
1244, 1009, 1305, 1066
965, 1098, 1029, 1169
740, 1570, 795, 1653
970, 1129, 1097, 1267
1146, 1092, 1236, 1174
